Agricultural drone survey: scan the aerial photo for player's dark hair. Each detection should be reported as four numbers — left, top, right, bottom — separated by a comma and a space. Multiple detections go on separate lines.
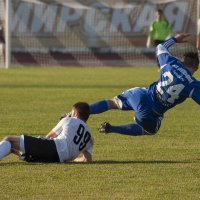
183, 52, 199, 69
157, 9, 163, 14
73, 102, 90, 122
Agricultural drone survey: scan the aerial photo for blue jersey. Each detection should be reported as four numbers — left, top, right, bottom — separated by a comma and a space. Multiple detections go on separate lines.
147, 37, 200, 115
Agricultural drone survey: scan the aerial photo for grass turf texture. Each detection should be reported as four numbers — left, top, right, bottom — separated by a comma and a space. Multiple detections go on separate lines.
0, 67, 200, 200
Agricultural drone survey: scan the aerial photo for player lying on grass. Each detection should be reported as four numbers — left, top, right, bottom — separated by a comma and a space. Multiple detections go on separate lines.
0, 102, 94, 163
90, 33, 200, 136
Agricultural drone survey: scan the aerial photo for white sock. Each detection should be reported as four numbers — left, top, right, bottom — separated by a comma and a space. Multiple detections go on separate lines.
0, 140, 11, 160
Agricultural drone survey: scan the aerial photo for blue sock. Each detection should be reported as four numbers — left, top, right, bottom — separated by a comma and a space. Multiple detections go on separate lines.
90, 100, 110, 114
111, 124, 143, 136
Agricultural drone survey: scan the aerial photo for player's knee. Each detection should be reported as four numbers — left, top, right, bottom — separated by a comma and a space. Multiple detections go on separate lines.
3, 136, 17, 147
3, 137, 14, 146
110, 97, 123, 110
109, 99, 119, 109
139, 119, 161, 135
3, 136, 10, 141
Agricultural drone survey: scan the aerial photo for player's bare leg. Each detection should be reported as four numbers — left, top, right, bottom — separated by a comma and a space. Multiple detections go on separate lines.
0, 136, 20, 159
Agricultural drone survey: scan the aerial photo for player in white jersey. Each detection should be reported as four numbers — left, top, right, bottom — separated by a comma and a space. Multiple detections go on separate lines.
0, 102, 94, 163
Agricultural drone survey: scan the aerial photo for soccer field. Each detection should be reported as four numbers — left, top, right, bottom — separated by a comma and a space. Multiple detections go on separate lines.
0, 67, 200, 200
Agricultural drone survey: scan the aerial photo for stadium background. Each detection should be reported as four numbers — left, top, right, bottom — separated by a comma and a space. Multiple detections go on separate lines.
0, 0, 199, 67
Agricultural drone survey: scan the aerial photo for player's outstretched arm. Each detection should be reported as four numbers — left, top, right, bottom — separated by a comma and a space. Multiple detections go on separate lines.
174, 33, 190, 43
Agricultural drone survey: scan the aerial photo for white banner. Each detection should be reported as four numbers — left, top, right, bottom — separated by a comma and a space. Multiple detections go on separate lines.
1, 0, 197, 48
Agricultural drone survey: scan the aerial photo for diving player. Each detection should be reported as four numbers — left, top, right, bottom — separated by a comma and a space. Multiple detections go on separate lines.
90, 34, 200, 136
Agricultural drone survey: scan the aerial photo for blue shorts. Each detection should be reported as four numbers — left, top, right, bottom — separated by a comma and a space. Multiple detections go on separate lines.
116, 87, 163, 134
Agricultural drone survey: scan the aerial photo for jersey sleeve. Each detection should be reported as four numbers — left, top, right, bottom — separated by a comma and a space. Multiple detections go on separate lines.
52, 117, 69, 135
156, 37, 177, 68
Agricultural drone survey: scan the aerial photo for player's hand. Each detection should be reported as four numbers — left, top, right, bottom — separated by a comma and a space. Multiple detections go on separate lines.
59, 112, 71, 120
175, 33, 190, 43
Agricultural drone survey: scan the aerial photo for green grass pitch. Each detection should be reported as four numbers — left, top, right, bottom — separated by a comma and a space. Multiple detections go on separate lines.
0, 67, 200, 199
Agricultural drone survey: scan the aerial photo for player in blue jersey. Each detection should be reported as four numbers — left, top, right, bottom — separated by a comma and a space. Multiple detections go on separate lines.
89, 34, 200, 136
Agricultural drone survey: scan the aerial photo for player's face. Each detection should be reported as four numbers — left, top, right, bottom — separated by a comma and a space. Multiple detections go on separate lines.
71, 108, 78, 118
156, 12, 162, 20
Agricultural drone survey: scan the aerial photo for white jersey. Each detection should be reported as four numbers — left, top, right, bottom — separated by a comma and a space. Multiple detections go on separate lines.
52, 117, 93, 162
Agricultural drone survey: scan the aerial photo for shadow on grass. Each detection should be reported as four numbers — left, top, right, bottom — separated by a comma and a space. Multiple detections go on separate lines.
1, 159, 200, 166
91, 159, 200, 164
